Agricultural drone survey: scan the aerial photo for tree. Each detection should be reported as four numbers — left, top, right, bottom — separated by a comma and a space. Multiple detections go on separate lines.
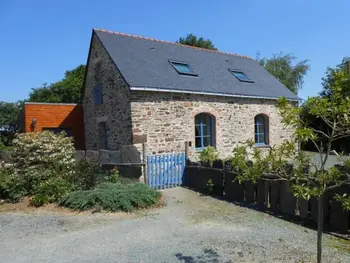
177, 33, 217, 50
302, 58, 350, 153
29, 65, 86, 103
320, 57, 350, 98
231, 69, 350, 263
0, 101, 22, 126
259, 53, 310, 94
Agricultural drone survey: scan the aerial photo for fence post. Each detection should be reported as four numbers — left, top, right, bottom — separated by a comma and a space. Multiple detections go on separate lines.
142, 143, 147, 184
184, 141, 189, 164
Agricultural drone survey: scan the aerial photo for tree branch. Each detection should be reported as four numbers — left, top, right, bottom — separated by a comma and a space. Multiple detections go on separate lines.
311, 128, 330, 139
320, 115, 334, 130
326, 180, 350, 191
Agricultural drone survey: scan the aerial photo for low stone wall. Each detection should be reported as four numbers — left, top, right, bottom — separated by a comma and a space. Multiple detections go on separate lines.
75, 144, 142, 165
75, 145, 144, 180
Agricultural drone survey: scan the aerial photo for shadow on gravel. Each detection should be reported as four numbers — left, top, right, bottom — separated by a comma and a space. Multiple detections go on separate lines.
175, 248, 232, 263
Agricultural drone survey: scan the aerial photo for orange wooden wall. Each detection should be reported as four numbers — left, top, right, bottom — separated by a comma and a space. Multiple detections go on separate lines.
24, 103, 85, 150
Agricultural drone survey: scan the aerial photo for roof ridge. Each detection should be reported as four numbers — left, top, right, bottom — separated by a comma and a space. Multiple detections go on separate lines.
93, 28, 253, 60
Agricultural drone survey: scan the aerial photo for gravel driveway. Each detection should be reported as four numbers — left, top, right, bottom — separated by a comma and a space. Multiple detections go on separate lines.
0, 187, 349, 263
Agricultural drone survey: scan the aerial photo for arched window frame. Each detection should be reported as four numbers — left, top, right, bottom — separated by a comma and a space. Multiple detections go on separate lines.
195, 113, 215, 150
254, 114, 269, 145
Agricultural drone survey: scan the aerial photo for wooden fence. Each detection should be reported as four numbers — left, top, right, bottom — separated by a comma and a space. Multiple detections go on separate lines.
184, 165, 350, 234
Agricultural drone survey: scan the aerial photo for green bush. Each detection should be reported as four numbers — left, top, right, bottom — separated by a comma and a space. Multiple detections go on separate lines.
0, 131, 76, 204
30, 177, 74, 207
71, 162, 107, 190
199, 146, 219, 167
0, 168, 27, 201
104, 168, 120, 183
59, 183, 161, 212
11, 131, 75, 196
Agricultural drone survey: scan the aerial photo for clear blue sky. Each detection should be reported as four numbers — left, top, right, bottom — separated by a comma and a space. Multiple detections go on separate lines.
1, 0, 349, 102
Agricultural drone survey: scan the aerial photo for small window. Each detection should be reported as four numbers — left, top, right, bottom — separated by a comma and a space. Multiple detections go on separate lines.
195, 113, 215, 150
229, 69, 253, 82
254, 114, 269, 145
169, 61, 198, 76
93, 85, 103, 105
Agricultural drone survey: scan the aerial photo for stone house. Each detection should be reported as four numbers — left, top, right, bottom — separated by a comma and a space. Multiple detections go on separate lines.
82, 29, 299, 160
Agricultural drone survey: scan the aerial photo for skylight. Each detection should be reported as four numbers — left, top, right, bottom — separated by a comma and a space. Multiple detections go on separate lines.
229, 69, 253, 83
169, 61, 198, 76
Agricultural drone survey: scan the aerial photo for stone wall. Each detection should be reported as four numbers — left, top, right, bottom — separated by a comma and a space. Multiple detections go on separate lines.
83, 33, 132, 150
75, 145, 142, 165
130, 91, 294, 160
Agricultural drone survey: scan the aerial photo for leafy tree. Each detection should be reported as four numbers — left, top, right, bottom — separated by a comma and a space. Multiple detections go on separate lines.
0, 101, 23, 148
231, 68, 350, 263
29, 65, 86, 103
320, 57, 350, 98
302, 58, 350, 153
0, 101, 22, 126
259, 53, 310, 94
177, 33, 217, 50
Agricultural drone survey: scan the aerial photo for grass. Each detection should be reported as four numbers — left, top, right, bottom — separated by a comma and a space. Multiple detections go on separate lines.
327, 237, 350, 253
59, 182, 162, 212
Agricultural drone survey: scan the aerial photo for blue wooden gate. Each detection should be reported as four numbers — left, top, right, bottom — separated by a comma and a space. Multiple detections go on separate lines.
147, 152, 186, 189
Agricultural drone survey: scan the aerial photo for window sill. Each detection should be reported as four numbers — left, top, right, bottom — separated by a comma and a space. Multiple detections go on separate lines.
254, 144, 271, 149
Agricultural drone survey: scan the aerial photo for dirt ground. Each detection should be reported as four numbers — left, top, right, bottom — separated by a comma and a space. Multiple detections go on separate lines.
0, 188, 349, 263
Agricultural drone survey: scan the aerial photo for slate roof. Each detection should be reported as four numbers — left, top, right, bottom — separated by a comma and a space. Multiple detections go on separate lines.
93, 29, 300, 101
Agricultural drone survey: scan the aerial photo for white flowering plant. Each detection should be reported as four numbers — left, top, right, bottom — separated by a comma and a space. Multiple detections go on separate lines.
1, 131, 76, 203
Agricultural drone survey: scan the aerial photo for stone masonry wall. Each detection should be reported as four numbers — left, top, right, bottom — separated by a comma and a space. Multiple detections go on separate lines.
130, 91, 294, 160
83, 33, 133, 150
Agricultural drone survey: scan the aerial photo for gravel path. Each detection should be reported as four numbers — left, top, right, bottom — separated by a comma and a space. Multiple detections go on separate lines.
0, 187, 349, 263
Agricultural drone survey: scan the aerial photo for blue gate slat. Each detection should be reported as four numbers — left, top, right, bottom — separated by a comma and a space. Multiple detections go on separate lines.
154, 155, 158, 189
152, 155, 156, 188
159, 155, 165, 189
147, 156, 151, 187
173, 153, 177, 186
165, 154, 169, 189
169, 154, 174, 188
175, 153, 178, 186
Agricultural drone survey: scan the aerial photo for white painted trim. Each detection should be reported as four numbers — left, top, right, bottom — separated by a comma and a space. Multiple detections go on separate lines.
25, 102, 78, 106
129, 86, 301, 102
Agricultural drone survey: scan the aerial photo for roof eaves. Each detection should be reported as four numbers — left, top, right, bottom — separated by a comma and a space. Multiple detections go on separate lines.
24, 102, 79, 106
129, 86, 301, 102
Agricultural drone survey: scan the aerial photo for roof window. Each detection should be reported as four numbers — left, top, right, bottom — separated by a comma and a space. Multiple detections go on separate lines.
229, 69, 253, 83
169, 61, 198, 76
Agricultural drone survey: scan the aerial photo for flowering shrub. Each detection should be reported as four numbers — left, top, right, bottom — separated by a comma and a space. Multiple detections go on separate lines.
12, 131, 75, 178
1, 131, 76, 203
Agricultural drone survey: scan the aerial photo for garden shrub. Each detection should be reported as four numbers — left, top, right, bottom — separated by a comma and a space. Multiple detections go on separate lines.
30, 177, 74, 207
59, 182, 161, 212
12, 131, 75, 186
104, 168, 120, 183
72, 162, 107, 190
0, 168, 27, 201
199, 146, 219, 167
2, 131, 76, 204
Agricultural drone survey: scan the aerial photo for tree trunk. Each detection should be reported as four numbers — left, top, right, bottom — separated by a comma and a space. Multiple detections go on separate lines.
317, 194, 324, 263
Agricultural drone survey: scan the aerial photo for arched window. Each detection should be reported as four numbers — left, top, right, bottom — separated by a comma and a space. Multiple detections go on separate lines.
195, 113, 215, 150
254, 114, 269, 145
